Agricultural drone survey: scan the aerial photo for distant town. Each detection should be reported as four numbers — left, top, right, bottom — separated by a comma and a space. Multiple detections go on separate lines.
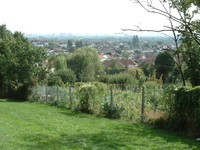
27, 34, 175, 69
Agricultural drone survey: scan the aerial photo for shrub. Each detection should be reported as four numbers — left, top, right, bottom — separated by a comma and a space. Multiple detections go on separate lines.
144, 81, 164, 111
77, 82, 107, 114
103, 102, 125, 119
155, 86, 200, 137
107, 72, 137, 85
47, 75, 63, 86
55, 69, 76, 84
11, 83, 32, 101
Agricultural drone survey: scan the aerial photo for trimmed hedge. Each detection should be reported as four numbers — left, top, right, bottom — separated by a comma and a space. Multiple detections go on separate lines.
173, 86, 200, 136
155, 86, 200, 137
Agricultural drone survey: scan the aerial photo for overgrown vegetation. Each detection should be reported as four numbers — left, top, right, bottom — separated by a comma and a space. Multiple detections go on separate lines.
155, 86, 200, 137
0, 25, 46, 100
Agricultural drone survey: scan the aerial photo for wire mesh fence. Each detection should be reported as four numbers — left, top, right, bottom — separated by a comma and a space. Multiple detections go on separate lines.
31, 83, 165, 121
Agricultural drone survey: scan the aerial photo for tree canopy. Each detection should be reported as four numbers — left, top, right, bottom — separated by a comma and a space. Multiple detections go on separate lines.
67, 47, 104, 82
0, 25, 46, 98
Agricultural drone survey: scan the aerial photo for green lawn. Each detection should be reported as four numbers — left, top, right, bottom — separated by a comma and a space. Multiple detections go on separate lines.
0, 99, 199, 150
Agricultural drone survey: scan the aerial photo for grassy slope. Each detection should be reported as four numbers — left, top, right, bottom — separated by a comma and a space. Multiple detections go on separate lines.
0, 99, 199, 150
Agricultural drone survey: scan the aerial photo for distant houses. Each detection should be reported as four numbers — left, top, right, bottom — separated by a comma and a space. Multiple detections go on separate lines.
103, 59, 138, 68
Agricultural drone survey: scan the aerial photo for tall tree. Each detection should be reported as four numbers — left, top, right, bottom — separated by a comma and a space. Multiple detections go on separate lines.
67, 40, 73, 49
0, 25, 46, 98
75, 40, 83, 49
132, 35, 140, 48
67, 47, 104, 82
155, 52, 175, 84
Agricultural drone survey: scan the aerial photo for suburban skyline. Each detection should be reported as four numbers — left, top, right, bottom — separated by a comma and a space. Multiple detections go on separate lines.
0, 0, 176, 35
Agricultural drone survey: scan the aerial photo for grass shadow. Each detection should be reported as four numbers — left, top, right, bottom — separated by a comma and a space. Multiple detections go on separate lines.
0, 99, 25, 102
113, 123, 200, 149
21, 126, 200, 150
59, 110, 105, 119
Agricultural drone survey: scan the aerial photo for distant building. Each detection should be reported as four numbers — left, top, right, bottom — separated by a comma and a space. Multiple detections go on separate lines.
104, 59, 137, 68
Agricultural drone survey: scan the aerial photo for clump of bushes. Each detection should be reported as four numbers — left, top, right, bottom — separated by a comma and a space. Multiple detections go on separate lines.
103, 102, 125, 119
144, 81, 164, 111
76, 82, 107, 114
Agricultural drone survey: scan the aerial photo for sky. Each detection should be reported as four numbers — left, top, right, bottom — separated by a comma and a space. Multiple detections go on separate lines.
0, 0, 172, 35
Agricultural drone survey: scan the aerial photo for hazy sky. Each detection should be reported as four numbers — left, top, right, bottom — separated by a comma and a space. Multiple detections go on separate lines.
0, 0, 171, 35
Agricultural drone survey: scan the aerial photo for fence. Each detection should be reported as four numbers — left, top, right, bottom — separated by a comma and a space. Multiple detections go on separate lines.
31, 83, 164, 121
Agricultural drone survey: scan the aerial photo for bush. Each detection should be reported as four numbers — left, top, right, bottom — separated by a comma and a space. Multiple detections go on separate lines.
77, 82, 107, 114
155, 86, 200, 137
47, 75, 63, 86
103, 102, 125, 119
55, 69, 76, 84
144, 81, 164, 111
107, 72, 137, 86
11, 83, 31, 101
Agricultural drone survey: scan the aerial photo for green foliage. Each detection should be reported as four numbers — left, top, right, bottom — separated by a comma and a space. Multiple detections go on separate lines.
12, 83, 32, 101
55, 69, 76, 84
144, 82, 164, 111
47, 42, 60, 50
75, 40, 83, 49
181, 38, 200, 86
107, 59, 124, 69
77, 82, 107, 113
162, 84, 177, 114
132, 35, 140, 48
47, 75, 63, 86
134, 50, 142, 54
107, 72, 137, 85
122, 51, 131, 58
67, 39, 73, 49
156, 86, 200, 137
142, 62, 154, 77
53, 54, 67, 70
155, 52, 175, 84
148, 70, 163, 85
105, 68, 126, 75
67, 47, 104, 82
0, 25, 46, 98
103, 102, 125, 119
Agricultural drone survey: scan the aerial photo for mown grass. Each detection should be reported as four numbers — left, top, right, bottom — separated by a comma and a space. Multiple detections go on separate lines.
0, 99, 199, 150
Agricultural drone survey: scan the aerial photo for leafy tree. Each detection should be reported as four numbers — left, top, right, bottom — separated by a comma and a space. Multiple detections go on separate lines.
127, 68, 145, 79
0, 25, 46, 98
134, 50, 142, 54
67, 47, 104, 82
181, 37, 200, 86
69, 46, 76, 53
155, 52, 175, 84
48, 42, 59, 49
142, 62, 154, 77
55, 69, 76, 84
132, 35, 140, 48
67, 40, 73, 49
53, 54, 67, 70
75, 40, 83, 49
107, 72, 137, 85
47, 75, 63, 86
122, 51, 131, 59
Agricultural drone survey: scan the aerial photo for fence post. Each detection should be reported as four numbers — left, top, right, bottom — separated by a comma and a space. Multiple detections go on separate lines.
141, 86, 145, 123
57, 86, 59, 103
110, 85, 114, 106
69, 85, 72, 108
46, 86, 48, 103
